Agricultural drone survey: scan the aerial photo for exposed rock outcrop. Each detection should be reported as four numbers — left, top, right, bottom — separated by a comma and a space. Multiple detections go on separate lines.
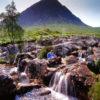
0, 74, 16, 100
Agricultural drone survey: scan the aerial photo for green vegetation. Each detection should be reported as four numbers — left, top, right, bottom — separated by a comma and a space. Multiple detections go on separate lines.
0, 1, 24, 44
8, 54, 16, 64
95, 59, 100, 73
89, 82, 100, 100
38, 46, 53, 59
88, 59, 100, 100
24, 24, 100, 38
0, 58, 6, 64
0, 24, 100, 45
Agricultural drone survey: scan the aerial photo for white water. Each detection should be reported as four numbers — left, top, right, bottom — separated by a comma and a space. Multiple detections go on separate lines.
19, 72, 30, 84
44, 87, 77, 100
9, 67, 18, 74
16, 71, 78, 100
49, 71, 78, 100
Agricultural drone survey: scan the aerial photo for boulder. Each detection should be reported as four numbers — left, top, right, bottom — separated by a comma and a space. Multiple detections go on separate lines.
53, 44, 70, 57
53, 43, 77, 57
23, 42, 36, 52
0, 74, 16, 100
14, 53, 35, 72
16, 57, 48, 79
64, 63, 95, 100
63, 55, 78, 65
38, 38, 53, 46
7, 44, 19, 55
47, 57, 61, 67
27, 59, 48, 78
16, 83, 41, 95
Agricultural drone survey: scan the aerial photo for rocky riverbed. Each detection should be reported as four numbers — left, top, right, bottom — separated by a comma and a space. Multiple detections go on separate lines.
0, 36, 100, 100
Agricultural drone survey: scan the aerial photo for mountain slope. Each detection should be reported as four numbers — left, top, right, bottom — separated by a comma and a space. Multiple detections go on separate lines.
19, 0, 86, 26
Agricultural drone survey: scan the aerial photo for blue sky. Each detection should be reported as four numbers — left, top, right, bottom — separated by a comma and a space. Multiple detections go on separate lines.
0, 0, 100, 27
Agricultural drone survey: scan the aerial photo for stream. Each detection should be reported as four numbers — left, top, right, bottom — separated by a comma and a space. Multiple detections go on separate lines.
0, 66, 78, 100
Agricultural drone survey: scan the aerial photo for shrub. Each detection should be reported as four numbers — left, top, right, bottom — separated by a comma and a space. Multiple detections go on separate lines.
38, 46, 53, 59
88, 82, 100, 100
0, 58, 6, 64
8, 54, 16, 64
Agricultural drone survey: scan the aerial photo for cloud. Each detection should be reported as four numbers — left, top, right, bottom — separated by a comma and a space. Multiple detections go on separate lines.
7, 0, 40, 12
59, 0, 100, 27
0, 0, 100, 27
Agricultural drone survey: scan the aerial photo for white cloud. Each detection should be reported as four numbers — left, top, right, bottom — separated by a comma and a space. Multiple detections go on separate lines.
7, 0, 40, 12
0, 0, 100, 27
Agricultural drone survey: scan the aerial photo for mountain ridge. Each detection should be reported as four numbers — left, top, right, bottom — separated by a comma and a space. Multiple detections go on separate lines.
19, 0, 86, 27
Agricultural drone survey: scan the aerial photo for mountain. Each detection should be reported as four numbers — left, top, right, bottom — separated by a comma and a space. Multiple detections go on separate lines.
19, 0, 86, 27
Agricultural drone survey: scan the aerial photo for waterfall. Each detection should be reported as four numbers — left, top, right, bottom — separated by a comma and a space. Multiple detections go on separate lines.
16, 57, 30, 84
19, 72, 29, 84
19, 65, 30, 84
49, 71, 78, 100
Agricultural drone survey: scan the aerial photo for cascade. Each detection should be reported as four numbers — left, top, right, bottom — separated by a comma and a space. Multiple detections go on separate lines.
49, 71, 78, 100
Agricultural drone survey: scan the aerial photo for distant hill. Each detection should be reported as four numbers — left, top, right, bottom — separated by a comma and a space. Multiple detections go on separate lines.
19, 0, 86, 27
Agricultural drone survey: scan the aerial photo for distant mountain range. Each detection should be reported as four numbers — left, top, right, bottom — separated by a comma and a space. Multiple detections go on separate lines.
19, 0, 86, 27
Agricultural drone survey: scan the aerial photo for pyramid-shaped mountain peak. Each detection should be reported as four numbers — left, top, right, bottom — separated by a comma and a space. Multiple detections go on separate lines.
19, 0, 86, 26
42, 0, 58, 1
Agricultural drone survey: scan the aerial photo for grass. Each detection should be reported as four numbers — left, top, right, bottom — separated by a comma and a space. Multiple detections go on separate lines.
21, 24, 100, 39
0, 24, 100, 45
0, 58, 6, 64
88, 82, 100, 100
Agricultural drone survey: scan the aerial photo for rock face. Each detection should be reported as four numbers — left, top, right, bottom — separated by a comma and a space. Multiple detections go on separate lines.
53, 43, 77, 57
19, 0, 86, 26
69, 63, 95, 100
0, 44, 19, 64
28, 59, 47, 77
16, 57, 48, 79
0, 74, 16, 100
49, 63, 95, 100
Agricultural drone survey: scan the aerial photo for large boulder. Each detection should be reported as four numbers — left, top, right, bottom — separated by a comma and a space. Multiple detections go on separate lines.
16, 58, 48, 79
14, 52, 36, 68
53, 44, 70, 57
0, 74, 16, 100
23, 42, 36, 52
69, 63, 95, 100
54, 62, 95, 100
0, 47, 9, 63
53, 43, 77, 57
7, 44, 19, 55
26, 59, 48, 78
86, 38, 98, 47
62, 55, 78, 65
0, 44, 19, 64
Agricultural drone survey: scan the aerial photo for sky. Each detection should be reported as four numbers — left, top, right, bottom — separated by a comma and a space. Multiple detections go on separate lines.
0, 0, 100, 27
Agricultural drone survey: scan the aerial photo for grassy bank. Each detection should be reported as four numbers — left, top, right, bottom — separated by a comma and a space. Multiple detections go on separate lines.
0, 24, 100, 45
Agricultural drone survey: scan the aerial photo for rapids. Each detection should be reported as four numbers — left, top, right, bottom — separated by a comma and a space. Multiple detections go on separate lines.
16, 71, 78, 100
